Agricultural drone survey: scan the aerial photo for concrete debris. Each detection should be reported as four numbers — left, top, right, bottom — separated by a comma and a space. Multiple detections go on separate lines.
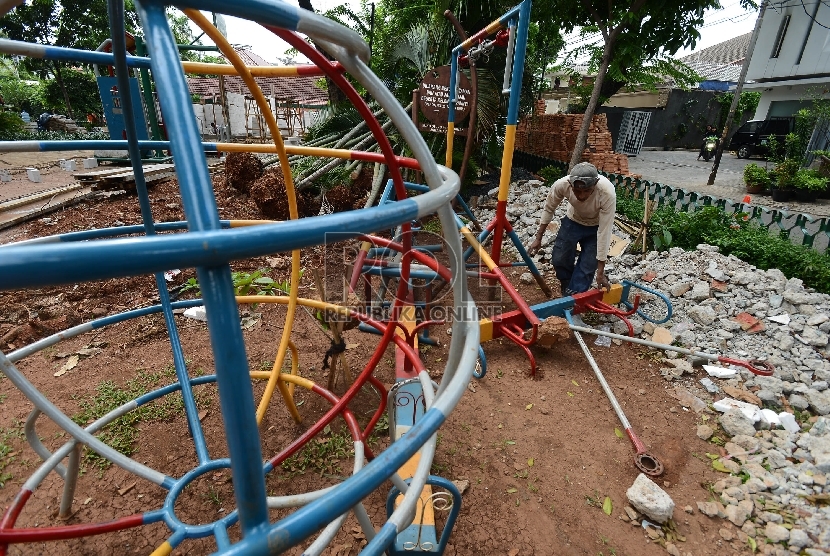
488, 178, 830, 550
626, 474, 675, 524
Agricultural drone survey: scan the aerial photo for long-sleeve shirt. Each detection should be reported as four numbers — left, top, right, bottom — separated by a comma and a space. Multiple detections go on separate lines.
538, 176, 617, 261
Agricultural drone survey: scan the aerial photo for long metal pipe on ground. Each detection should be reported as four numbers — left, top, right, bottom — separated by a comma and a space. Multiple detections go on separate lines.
572, 330, 664, 477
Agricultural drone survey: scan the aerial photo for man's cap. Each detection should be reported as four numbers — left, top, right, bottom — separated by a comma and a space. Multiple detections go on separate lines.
569, 162, 599, 189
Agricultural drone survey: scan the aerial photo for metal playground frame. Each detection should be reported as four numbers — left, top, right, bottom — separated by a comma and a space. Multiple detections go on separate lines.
0, 0, 479, 553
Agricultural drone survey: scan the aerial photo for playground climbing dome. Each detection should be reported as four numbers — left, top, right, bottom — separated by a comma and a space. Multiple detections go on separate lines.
0, 0, 479, 553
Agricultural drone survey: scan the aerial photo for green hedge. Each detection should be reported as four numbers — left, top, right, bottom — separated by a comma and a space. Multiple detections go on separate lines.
616, 190, 830, 294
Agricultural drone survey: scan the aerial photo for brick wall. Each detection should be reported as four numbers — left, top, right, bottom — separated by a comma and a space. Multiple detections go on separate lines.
515, 113, 629, 175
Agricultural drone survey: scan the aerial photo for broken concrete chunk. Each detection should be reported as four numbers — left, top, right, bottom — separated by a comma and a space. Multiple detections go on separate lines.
626, 473, 675, 524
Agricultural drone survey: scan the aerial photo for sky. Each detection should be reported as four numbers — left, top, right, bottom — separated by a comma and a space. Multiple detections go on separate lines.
193, 1, 760, 66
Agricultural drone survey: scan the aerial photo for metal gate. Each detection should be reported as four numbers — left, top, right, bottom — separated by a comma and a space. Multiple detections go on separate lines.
616, 111, 652, 156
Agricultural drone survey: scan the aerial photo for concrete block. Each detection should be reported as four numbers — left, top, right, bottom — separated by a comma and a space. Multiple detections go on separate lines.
26, 168, 41, 183
83, 158, 98, 169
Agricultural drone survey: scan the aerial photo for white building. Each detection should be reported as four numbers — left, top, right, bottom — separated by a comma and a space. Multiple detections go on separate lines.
744, 1, 830, 119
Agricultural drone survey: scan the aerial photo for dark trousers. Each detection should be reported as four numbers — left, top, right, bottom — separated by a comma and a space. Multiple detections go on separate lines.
551, 217, 599, 294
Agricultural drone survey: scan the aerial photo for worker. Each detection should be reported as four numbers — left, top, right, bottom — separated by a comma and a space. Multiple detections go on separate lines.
527, 162, 616, 295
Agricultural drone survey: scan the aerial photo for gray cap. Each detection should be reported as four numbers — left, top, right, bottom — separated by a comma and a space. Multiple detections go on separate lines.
569, 162, 599, 189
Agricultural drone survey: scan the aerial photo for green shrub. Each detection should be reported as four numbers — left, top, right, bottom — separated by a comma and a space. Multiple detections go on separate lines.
793, 168, 826, 191
743, 163, 770, 187
538, 164, 566, 184
615, 189, 830, 294
0, 111, 25, 140
772, 159, 801, 189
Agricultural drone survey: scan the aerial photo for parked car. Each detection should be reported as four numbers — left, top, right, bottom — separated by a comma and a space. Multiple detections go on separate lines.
729, 117, 794, 159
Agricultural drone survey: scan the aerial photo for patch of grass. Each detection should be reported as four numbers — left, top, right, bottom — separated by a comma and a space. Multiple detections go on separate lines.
72, 364, 212, 471
367, 414, 389, 448
420, 217, 442, 235
585, 490, 602, 508
0, 420, 25, 488
204, 487, 222, 507
581, 311, 602, 326
280, 424, 353, 478
636, 349, 664, 363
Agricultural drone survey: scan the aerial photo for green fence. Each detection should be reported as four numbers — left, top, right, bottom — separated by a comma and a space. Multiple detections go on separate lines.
513, 151, 830, 254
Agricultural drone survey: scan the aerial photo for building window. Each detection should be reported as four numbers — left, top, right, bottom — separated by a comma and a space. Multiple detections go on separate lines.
771, 15, 791, 58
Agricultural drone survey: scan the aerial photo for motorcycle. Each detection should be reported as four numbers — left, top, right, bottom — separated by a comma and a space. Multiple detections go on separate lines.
701, 135, 718, 162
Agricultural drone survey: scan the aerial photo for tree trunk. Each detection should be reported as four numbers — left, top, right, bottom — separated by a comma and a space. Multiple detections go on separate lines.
568, 41, 614, 170
296, 0, 348, 105
52, 61, 74, 120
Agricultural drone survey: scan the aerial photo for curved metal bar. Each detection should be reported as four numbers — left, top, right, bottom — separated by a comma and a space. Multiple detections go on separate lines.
620, 280, 673, 324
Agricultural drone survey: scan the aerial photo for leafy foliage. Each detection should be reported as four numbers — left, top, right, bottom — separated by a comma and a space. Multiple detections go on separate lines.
793, 168, 826, 192
0, 111, 26, 140
538, 165, 567, 183
42, 70, 100, 117
743, 163, 770, 187
541, 0, 754, 167
714, 91, 761, 130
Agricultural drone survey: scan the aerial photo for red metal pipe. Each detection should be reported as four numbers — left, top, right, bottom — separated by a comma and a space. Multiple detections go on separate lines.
0, 513, 144, 543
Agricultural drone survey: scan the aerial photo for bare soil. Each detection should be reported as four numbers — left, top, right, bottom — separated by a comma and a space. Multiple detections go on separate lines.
0, 171, 747, 555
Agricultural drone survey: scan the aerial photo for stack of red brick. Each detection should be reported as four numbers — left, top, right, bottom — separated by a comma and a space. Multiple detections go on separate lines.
514, 113, 629, 175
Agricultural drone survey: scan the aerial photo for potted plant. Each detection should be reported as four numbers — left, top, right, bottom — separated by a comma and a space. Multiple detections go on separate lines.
770, 159, 799, 201
743, 163, 770, 194
793, 168, 826, 202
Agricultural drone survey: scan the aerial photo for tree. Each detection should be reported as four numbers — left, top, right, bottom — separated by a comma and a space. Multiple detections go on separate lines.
541, 0, 758, 169
0, 0, 140, 118
42, 69, 100, 117
0, 2, 198, 118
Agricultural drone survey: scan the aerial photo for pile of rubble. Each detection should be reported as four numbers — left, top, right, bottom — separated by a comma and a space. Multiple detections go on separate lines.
480, 178, 830, 554
41, 114, 82, 133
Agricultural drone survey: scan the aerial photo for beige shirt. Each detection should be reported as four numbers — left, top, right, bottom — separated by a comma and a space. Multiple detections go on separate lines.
539, 175, 617, 261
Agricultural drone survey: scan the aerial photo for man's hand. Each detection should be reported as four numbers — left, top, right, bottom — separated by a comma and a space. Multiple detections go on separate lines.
528, 237, 542, 256
595, 261, 610, 291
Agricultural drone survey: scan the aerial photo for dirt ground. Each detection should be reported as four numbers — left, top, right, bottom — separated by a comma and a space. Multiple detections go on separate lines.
0, 172, 749, 556
0, 151, 95, 203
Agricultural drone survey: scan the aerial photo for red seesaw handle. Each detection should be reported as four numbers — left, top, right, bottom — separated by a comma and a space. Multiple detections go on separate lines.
717, 357, 775, 376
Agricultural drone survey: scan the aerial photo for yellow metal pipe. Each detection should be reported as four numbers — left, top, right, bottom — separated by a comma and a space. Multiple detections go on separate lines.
182, 61, 305, 77
498, 124, 516, 202
185, 10, 302, 428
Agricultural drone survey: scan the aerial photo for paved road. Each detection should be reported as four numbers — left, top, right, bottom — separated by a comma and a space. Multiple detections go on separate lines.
627, 149, 830, 218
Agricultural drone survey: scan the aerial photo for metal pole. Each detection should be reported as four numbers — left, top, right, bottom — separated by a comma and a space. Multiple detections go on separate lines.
708, 0, 767, 185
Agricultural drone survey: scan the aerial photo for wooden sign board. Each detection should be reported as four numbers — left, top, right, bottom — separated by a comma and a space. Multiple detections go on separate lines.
417, 66, 472, 134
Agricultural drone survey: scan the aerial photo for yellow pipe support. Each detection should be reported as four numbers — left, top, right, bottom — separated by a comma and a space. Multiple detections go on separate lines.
445, 122, 455, 168
184, 10, 301, 427
486, 20, 504, 34
498, 124, 516, 202
479, 318, 494, 342
149, 541, 173, 556
273, 340, 301, 423
602, 283, 624, 305
182, 61, 307, 77
215, 142, 355, 160
249, 371, 316, 392
460, 226, 498, 272
229, 219, 278, 227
